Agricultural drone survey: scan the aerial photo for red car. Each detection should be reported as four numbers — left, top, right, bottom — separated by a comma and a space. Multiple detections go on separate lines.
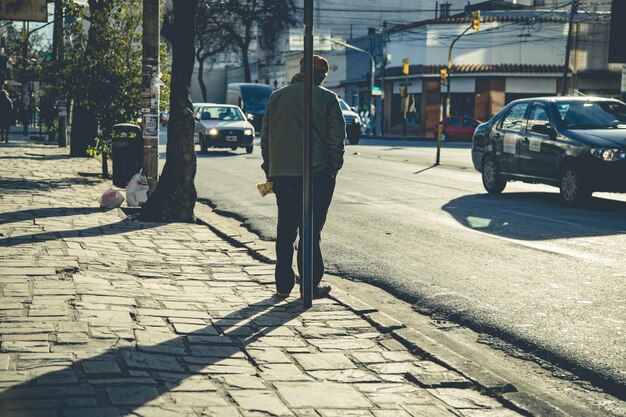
432, 116, 481, 141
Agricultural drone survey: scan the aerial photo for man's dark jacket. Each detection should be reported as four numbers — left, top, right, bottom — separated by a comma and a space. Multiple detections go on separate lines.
261, 73, 346, 177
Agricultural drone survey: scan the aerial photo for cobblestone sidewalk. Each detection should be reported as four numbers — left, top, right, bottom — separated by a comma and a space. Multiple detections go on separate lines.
0, 142, 524, 416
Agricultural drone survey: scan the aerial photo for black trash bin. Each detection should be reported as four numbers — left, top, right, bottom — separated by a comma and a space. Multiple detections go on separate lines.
111, 123, 143, 188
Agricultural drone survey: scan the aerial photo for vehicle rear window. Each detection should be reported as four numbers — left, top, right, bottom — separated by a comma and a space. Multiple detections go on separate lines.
556, 101, 626, 129
462, 118, 475, 127
444, 118, 461, 127
199, 106, 245, 121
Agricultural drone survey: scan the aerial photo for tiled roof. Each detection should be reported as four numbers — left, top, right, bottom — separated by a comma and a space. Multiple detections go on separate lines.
385, 64, 567, 77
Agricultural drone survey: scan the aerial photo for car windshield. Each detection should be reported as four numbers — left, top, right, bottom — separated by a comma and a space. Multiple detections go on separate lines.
338, 99, 350, 111
200, 106, 245, 121
556, 101, 626, 129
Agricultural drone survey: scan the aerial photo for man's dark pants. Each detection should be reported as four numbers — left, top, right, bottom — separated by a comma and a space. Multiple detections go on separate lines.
273, 171, 336, 294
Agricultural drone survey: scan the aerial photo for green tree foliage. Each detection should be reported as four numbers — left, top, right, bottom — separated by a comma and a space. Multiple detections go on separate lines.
61, 0, 143, 138
197, 0, 298, 82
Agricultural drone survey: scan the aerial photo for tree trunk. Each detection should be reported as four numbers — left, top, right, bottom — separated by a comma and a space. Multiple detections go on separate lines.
70, 103, 98, 157
138, 0, 198, 223
242, 45, 251, 82
197, 53, 207, 102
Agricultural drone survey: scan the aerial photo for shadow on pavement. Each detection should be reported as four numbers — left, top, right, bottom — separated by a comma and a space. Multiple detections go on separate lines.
442, 192, 626, 241
0, 207, 106, 226
0, 177, 103, 194
0, 297, 303, 415
0, 216, 165, 248
196, 151, 242, 158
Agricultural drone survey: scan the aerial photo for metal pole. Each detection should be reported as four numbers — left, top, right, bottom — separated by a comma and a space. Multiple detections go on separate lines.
302, 0, 314, 308
142, 0, 160, 195
53, 0, 66, 147
445, 26, 471, 119
561, 0, 578, 96
403, 72, 407, 140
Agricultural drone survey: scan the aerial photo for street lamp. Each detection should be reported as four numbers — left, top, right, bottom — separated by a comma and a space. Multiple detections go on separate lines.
330, 39, 376, 136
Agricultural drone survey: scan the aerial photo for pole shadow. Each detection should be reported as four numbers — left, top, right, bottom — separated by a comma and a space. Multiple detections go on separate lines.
0, 297, 304, 415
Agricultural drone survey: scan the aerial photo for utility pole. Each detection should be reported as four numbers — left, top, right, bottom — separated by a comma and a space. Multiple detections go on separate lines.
53, 0, 66, 147
142, 0, 160, 194
402, 58, 408, 140
380, 21, 388, 136
561, 0, 578, 96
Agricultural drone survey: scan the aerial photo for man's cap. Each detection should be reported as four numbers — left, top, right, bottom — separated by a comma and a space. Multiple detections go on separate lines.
299, 55, 329, 75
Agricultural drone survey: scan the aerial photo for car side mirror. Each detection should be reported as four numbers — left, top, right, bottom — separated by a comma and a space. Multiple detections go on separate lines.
195, 114, 200, 121
531, 124, 556, 139
246, 113, 255, 121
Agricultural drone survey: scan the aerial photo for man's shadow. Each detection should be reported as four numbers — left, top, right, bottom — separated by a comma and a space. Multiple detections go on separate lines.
0, 297, 304, 414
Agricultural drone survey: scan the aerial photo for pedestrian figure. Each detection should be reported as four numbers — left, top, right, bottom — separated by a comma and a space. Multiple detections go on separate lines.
0, 90, 13, 143
261, 55, 346, 299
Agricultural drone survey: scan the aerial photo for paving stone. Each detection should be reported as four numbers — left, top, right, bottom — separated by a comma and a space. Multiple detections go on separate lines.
172, 323, 219, 335
161, 374, 218, 392
121, 351, 184, 372
166, 391, 229, 407
427, 388, 502, 409
106, 385, 163, 406
131, 406, 198, 417
189, 344, 244, 358
275, 382, 371, 409
459, 409, 525, 416
371, 410, 412, 417
137, 308, 211, 320
56, 322, 89, 333
30, 366, 79, 384
0, 353, 11, 370
186, 335, 235, 345
60, 408, 121, 417
218, 374, 266, 389
309, 369, 380, 383
318, 411, 374, 417
260, 363, 312, 381
367, 362, 421, 375
135, 330, 187, 356
293, 353, 356, 371
307, 338, 377, 351
230, 390, 294, 416
246, 348, 291, 364
1, 341, 49, 353
0, 384, 95, 400
82, 357, 123, 375
401, 404, 459, 416
56, 332, 90, 344
193, 406, 242, 417
407, 362, 470, 388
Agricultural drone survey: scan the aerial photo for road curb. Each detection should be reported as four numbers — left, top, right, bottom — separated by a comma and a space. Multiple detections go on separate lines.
193, 200, 569, 417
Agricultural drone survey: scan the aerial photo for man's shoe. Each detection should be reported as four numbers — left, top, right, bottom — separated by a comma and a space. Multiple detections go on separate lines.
300, 284, 332, 299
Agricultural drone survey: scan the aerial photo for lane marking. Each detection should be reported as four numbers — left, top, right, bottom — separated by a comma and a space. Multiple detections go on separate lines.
502, 209, 582, 226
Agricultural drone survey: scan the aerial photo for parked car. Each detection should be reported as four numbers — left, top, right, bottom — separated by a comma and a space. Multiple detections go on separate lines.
433, 116, 480, 141
226, 83, 273, 134
471, 96, 626, 205
194, 104, 255, 154
338, 98, 362, 145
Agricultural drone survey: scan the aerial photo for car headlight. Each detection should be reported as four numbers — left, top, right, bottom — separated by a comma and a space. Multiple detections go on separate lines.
590, 148, 626, 162
354, 118, 360, 124
243, 129, 253, 136
208, 128, 219, 136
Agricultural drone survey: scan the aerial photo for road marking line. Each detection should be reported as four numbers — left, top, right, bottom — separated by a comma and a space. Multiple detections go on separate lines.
502, 210, 581, 226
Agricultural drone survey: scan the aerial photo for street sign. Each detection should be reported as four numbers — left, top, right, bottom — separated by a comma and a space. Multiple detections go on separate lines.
371, 86, 382, 96
289, 28, 332, 51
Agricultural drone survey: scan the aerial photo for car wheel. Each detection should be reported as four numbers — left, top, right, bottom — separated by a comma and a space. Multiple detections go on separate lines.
199, 135, 208, 153
441, 132, 447, 142
230, 146, 237, 151
245, 145, 253, 154
348, 135, 360, 145
560, 166, 591, 206
482, 156, 506, 194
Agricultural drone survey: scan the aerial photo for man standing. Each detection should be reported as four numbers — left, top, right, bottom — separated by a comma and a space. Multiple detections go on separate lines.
0, 90, 13, 143
261, 55, 346, 299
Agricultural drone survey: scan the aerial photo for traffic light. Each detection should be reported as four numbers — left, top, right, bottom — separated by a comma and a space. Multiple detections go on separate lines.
471, 10, 481, 31
402, 58, 409, 75
440, 68, 448, 85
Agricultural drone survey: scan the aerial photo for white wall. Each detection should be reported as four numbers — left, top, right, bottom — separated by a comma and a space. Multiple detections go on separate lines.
388, 21, 568, 67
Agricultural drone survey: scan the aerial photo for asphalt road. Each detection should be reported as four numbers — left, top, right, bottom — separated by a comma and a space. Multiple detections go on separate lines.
159, 128, 626, 396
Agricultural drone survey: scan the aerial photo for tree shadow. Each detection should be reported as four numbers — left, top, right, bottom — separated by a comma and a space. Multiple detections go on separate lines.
0, 177, 103, 194
442, 192, 626, 241
0, 216, 165, 248
0, 297, 304, 415
0, 207, 105, 226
